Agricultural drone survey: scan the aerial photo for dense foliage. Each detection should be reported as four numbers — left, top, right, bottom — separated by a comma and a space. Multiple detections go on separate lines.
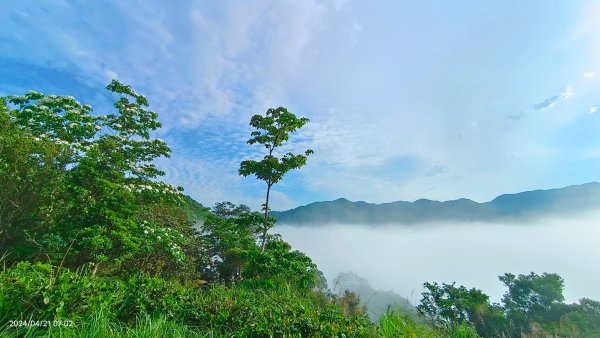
0, 85, 379, 337
0, 82, 192, 278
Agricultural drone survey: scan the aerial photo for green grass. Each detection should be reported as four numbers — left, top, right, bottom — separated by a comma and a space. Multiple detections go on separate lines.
377, 305, 480, 338
1, 309, 483, 338
0, 313, 210, 338
378, 307, 438, 337
0, 262, 483, 337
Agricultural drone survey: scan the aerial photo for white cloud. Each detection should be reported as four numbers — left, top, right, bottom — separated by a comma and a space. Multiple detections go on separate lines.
157, 156, 247, 208
3, 1, 598, 208
572, 1, 600, 70
104, 69, 118, 81
0, 1, 336, 131
584, 71, 595, 78
589, 106, 598, 114
583, 148, 600, 158
267, 191, 297, 212
277, 214, 600, 305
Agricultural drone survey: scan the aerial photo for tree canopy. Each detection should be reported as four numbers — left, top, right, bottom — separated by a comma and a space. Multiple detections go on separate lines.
418, 272, 599, 337
1, 81, 191, 276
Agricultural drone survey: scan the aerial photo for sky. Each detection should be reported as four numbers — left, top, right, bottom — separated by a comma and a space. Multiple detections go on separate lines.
2, 1, 600, 211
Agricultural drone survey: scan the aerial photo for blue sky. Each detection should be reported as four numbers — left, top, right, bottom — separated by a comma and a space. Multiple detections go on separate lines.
2, 1, 600, 211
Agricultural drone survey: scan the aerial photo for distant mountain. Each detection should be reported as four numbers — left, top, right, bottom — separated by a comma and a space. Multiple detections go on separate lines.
181, 195, 210, 229
332, 272, 417, 321
271, 182, 600, 226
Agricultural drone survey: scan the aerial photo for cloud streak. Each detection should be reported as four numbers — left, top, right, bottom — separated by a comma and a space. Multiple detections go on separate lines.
533, 85, 574, 111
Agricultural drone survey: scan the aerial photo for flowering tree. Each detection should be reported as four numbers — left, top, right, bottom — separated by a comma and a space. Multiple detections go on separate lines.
1, 81, 195, 276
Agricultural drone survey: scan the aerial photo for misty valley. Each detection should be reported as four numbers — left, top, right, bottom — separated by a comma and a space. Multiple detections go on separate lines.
274, 183, 600, 305
277, 214, 600, 309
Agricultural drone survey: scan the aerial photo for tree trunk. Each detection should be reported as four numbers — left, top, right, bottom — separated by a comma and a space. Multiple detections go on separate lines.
92, 262, 99, 277
260, 183, 272, 253
0, 228, 6, 253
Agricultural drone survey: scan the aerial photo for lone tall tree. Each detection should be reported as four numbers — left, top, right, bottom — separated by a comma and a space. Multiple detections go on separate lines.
239, 107, 313, 252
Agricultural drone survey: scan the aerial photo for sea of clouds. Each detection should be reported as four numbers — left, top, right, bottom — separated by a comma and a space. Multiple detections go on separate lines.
276, 211, 600, 305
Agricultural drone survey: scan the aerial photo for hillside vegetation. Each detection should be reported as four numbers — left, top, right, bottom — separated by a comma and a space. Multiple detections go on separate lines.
1, 83, 598, 337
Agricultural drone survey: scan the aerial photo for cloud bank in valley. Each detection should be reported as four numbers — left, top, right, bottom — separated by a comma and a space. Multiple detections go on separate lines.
276, 212, 600, 305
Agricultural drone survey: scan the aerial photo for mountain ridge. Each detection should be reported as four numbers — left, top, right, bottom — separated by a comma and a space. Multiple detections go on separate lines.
271, 182, 600, 226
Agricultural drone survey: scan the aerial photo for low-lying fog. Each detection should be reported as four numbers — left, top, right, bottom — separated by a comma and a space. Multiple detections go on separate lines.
275, 212, 600, 304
